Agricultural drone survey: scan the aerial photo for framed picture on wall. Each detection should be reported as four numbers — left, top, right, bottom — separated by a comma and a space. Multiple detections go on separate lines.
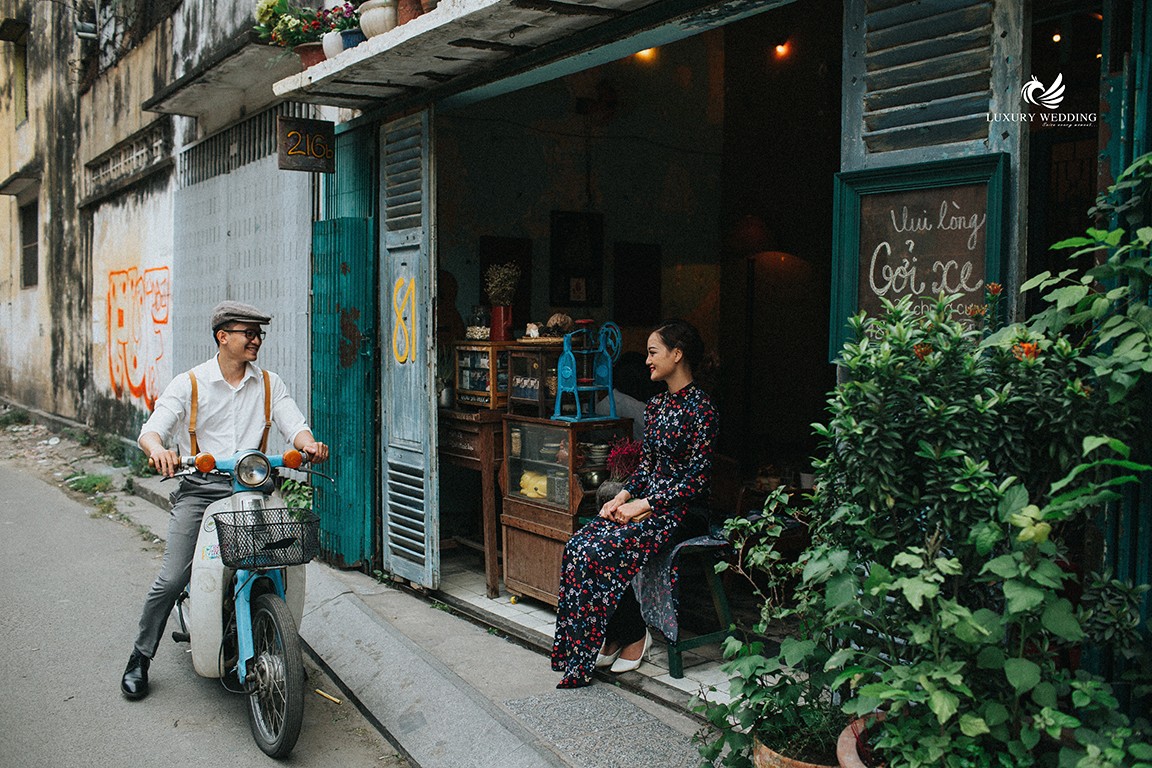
549, 211, 604, 306
830, 153, 1009, 359
612, 242, 661, 325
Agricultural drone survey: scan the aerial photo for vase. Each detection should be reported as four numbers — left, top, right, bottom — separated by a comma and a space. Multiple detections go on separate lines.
490, 305, 513, 341
359, 0, 397, 36
322, 30, 344, 59
752, 737, 838, 768
836, 713, 884, 768
341, 28, 367, 49
293, 42, 326, 69
397, 0, 424, 25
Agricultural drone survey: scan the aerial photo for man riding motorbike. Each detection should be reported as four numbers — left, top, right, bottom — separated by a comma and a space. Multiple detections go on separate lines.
121, 300, 328, 700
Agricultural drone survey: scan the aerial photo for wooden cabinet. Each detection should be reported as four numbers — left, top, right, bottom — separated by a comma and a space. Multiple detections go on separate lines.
454, 341, 514, 410
500, 415, 632, 605
507, 343, 563, 417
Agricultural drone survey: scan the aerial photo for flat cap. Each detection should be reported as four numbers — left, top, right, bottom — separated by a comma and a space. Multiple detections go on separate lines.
210, 300, 272, 330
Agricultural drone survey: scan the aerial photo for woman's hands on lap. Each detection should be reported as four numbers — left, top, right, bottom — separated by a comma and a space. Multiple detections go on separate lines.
599, 492, 652, 524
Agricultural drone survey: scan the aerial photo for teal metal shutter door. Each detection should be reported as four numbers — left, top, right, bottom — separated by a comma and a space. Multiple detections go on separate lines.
379, 111, 439, 589
312, 217, 376, 568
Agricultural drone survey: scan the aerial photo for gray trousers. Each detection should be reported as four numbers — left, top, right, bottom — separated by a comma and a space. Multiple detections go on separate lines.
132, 474, 231, 658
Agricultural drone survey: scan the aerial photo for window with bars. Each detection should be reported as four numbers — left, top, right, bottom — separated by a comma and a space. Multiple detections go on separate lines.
19, 201, 37, 288
179, 102, 316, 187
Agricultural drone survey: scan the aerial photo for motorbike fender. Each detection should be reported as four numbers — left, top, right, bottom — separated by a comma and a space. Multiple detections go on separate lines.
189, 496, 233, 678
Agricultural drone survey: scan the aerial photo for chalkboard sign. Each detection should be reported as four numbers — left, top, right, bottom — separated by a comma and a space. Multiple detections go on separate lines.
830, 154, 1008, 358
277, 116, 335, 173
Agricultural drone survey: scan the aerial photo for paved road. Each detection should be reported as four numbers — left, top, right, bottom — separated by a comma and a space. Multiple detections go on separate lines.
0, 463, 408, 768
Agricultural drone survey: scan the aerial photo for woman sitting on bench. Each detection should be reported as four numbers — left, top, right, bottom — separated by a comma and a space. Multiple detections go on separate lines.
551, 318, 718, 689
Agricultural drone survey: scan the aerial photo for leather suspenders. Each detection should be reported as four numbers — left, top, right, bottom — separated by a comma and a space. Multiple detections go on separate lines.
187, 369, 272, 455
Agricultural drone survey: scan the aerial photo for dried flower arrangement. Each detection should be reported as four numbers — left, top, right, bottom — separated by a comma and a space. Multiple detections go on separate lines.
484, 262, 521, 306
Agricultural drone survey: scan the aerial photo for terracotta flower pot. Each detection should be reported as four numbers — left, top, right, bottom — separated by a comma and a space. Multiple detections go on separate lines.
293, 42, 326, 69
397, 0, 424, 25
836, 713, 884, 768
752, 737, 838, 768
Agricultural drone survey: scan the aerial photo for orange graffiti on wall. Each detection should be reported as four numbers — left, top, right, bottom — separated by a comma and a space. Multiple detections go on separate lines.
107, 267, 170, 410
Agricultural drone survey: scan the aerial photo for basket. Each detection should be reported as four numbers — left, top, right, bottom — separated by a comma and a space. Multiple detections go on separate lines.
213, 508, 320, 569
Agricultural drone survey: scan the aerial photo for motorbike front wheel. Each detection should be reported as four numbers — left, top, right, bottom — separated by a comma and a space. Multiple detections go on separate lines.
246, 592, 305, 758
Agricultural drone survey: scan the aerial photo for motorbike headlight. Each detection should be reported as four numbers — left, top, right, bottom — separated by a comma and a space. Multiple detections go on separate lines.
236, 453, 272, 488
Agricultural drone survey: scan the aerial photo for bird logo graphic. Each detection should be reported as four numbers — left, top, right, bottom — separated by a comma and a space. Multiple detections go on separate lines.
1021, 74, 1065, 109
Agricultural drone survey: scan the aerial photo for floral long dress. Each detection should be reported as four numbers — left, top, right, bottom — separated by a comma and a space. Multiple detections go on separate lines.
551, 381, 718, 687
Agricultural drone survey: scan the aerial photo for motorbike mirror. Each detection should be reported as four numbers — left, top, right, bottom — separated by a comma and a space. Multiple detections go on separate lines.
282, 449, 304, 469
194, 453, 216, 473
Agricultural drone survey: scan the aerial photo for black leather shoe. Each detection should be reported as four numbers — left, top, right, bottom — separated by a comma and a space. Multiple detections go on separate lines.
121, 652, 150, 700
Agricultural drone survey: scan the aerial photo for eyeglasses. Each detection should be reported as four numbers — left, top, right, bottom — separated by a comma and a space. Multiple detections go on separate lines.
220, 328, 266, 341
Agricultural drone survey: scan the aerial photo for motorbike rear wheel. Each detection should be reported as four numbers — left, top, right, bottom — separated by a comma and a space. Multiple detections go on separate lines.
246, 592, 305, 758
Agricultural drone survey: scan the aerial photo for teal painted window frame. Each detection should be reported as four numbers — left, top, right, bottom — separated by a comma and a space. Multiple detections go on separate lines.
829, 153, 1010, 360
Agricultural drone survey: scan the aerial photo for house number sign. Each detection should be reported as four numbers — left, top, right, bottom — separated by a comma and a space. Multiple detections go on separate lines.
277, 116, 335, 173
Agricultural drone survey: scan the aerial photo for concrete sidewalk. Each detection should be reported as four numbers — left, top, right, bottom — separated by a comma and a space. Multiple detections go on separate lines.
118, 471, 709, 768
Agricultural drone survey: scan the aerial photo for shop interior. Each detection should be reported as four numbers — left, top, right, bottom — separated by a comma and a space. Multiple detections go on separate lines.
432, 0, 843, 613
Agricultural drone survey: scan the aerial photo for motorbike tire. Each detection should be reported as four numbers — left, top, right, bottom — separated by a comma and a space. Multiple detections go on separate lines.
245, 592, 305, 758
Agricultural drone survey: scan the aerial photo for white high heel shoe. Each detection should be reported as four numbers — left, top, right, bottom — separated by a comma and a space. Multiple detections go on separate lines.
595, 643, 622, 669
609, 630, 651, 673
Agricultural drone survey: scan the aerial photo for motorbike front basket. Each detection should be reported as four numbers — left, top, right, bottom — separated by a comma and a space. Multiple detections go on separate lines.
212, 508, 320, 570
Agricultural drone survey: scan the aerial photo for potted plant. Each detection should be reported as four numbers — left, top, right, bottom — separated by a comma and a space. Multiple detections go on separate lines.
484, 262, 521, 342
702, 154, 1152, 768
321, 2, 365, 58
696, 492, 845, 768
794, 296, 1149, 766
253, 1, 327, 66
596, 436, 642, 505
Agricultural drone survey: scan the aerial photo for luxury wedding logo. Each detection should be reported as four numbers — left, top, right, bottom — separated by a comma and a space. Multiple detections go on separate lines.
987, 72, 1097, 127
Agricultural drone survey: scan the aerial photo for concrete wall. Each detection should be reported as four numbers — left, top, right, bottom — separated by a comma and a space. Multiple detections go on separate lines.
172, 152, 314, 452
90, 181, 176, 431
1, 0, 313, 440
78, 20, 181, 436
0, 0, 85, 417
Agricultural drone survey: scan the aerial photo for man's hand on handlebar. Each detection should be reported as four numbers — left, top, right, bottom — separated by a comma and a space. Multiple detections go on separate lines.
148, 448, 182, 478
300, 441, 329, 464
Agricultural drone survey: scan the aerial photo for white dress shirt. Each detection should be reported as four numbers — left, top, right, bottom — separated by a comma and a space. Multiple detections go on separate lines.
139, 355, 310, 457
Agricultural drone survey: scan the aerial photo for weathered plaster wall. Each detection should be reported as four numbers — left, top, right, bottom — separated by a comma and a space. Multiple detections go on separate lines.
0, 0, 85, 417
89, 178, 176, 436
79, 24, 173, 166
78, 20, 180, 437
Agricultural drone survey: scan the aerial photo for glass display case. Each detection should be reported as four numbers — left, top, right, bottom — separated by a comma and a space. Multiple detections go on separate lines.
501, 414, 633, 605
454, 341, 514, 409
507, 343, 563, 417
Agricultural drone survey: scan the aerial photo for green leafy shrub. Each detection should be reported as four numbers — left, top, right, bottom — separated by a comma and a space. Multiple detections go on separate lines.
700, 153, 1152, 768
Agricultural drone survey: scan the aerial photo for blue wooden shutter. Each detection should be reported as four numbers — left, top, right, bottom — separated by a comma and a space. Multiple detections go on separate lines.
379, 111, 439, 589
312, 216, 375, 568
